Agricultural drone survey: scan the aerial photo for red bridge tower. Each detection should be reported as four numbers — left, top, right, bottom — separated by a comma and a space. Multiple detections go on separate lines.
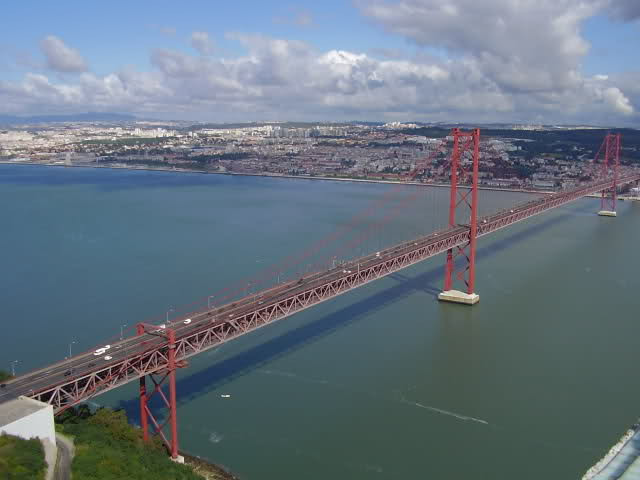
438, 128, 481, 305
596, 133, 621, 217
137, 323, 186, 463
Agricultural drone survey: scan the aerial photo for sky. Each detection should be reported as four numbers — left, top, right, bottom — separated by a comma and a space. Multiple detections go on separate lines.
0, 0, 639, 125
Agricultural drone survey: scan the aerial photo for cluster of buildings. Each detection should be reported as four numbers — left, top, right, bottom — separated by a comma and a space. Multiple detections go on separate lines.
0, 122, 632, 191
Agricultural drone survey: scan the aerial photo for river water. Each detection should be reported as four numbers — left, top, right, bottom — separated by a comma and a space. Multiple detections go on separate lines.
2, 164, 639, 479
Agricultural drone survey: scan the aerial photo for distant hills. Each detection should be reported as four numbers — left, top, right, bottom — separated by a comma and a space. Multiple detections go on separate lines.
0, 112, 136, 125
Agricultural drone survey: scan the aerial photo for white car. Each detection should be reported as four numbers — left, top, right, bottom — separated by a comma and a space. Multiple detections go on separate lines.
183, 318, 192, 325
104, 355, 112, 361
93, 344, 111, 356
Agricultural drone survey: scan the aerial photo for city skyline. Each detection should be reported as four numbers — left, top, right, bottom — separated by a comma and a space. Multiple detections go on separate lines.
1, 0, 639, 126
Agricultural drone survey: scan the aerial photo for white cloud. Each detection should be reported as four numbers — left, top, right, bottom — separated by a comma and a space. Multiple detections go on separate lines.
601, 86, 634, 114
40, 35, 88, 73
190, 31, 214, 56
358, 0, 600, 94
1, 11, 636, 125
608, 0, 640, 20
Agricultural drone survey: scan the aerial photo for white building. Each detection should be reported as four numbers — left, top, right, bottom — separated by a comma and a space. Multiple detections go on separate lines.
0, 396, 57, 470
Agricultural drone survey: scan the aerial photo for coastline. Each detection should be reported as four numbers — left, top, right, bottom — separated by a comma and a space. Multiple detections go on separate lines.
0, 160, 552, 195
181, 451, 240, 480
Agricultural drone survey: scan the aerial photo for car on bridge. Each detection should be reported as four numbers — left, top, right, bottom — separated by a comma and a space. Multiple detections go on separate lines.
93, 345, 111, 356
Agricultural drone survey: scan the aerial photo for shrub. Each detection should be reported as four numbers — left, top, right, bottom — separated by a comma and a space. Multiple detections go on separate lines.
0, 433, 46, 480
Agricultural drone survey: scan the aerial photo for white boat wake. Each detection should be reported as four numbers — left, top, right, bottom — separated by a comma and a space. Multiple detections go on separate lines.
398, 394, 489, 425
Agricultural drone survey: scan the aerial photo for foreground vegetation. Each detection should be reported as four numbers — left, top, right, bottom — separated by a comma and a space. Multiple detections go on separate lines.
0, 433, 46, 480
57, 406, 203, 480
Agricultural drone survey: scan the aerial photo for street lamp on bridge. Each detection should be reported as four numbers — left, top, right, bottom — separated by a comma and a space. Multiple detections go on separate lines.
120, 324, 128, 341
166, 307, 174, 325
10, 360, 18, 377
68, 340, 76, 359
208, 296, 214, 309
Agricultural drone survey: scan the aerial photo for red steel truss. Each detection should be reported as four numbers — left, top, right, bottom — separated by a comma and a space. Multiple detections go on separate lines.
137, 324, 185, 460
444, 128, 480, 295
26, 171, 640, 414
597, 133, 622, 212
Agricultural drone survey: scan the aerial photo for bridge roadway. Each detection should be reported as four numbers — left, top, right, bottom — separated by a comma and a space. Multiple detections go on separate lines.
2, 172, 639, 412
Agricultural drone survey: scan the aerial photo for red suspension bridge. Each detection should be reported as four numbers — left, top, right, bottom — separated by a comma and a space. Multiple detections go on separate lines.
0, 129, 635, 461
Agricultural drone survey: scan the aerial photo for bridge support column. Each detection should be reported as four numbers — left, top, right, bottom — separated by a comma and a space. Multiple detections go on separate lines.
136, 324, 184, 463
439, 128, 480, 306
597, 133, 621, 217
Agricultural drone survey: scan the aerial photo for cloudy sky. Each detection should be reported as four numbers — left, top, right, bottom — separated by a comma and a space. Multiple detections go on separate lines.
1, 0, 639, 125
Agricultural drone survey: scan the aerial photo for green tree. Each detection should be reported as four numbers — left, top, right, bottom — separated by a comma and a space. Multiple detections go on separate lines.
0, 433, 46, 480
59, 408, 202, 480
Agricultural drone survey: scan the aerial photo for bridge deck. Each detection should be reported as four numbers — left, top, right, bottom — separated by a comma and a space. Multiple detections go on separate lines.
2, 172, 640, 412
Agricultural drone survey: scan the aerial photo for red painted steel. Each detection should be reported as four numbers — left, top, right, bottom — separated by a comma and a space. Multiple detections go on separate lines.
167, 329, 179, 460
25, 170, 640, 415
136, 324, 181, 459
10, 130, 636, 453
598, 133, 622, 212
137, 324, 149, 443
170, 138, 452, 321
443, 128, 480, 294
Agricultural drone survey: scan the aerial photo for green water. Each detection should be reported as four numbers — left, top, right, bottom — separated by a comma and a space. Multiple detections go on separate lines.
2, 164, 639, 479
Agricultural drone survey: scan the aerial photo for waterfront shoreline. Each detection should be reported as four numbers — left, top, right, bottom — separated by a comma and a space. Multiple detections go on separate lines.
0, 160, 552, 195
181, 451, 240, 480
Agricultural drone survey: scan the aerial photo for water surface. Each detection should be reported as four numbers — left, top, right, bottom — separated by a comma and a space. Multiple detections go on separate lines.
2, 164, 638, 479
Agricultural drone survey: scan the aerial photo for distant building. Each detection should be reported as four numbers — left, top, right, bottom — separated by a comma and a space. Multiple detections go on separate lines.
533, 180, 556, 189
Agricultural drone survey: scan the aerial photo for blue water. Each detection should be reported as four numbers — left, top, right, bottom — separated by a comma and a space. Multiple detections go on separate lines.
2, 164, 640, 479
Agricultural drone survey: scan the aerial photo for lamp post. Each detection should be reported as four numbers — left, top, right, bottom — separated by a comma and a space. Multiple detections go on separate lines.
68, 340, 76, 359
120, 324, 127, 341
10, 360, 18, 377
208, 296, 215, 309
166, 307, 174, 325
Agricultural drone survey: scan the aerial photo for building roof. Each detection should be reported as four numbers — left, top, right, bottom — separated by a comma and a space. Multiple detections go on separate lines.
0, 396, 50, 428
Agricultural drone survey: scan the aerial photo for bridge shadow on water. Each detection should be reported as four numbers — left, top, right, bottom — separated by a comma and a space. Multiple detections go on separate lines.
118, 211, 573, 422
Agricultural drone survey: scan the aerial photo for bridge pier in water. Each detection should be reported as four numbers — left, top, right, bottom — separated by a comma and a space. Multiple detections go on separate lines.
438, 128, 481, 306
597, 133, 621, 217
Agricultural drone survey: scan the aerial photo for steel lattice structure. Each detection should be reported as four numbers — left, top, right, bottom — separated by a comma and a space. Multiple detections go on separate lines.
2, 131, 632, 459
597, 133, 622, 213
28, 170, 640, 413
443, 128, 480, 295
